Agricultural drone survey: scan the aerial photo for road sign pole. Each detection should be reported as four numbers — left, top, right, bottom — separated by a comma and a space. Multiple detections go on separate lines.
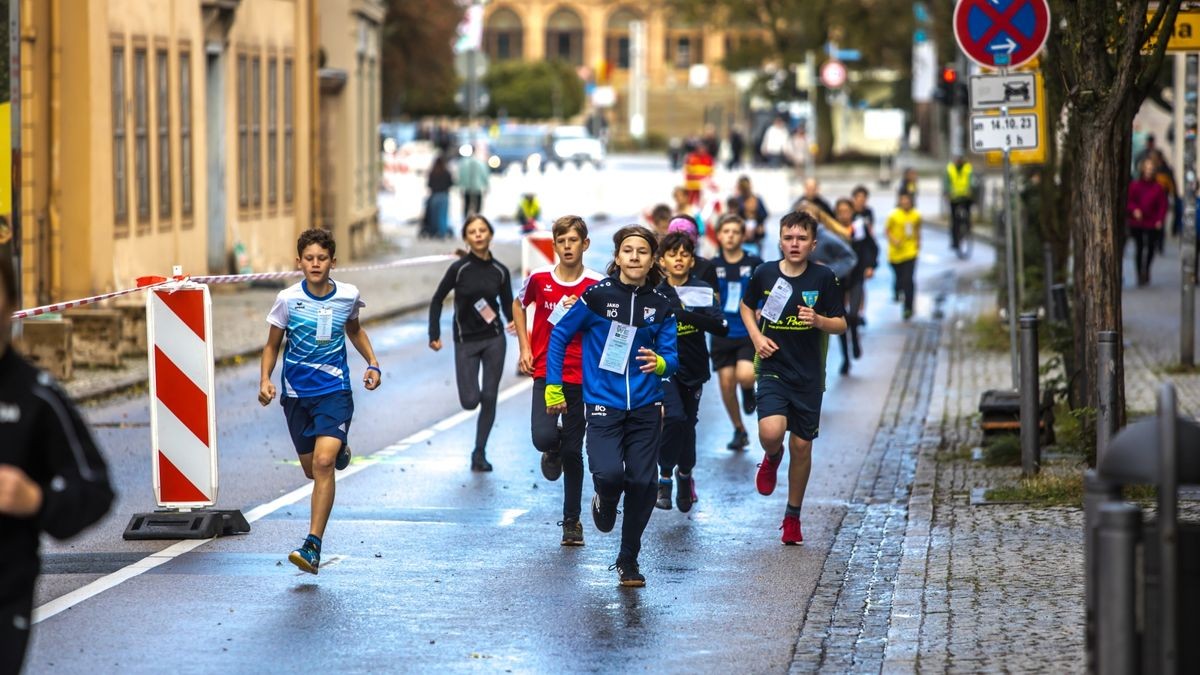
1181, 53, 1197, 367
1003, 100, 1020, 390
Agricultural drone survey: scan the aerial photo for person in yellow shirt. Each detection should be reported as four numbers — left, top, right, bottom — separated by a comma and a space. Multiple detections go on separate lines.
886, 192, 920, 321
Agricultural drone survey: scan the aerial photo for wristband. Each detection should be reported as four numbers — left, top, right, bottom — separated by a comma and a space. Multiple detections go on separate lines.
654, 355, 667, 376
545, 383, 566, 408
366, 366, 381, 374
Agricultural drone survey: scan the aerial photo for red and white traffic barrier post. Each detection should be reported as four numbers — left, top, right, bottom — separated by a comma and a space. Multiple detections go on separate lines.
124, 267, 249, 540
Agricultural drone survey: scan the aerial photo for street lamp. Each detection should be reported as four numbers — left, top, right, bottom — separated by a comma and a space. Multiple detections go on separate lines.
465, 0, 488, 122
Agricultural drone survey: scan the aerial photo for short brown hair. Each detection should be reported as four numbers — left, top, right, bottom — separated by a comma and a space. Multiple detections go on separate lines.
297, 228, 336, 258
717, 213, 746, 231
551, 215, 588, 240
779, 210, 818, 238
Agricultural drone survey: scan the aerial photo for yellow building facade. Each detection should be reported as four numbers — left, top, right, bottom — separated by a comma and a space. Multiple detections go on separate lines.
13, 0, 381, 309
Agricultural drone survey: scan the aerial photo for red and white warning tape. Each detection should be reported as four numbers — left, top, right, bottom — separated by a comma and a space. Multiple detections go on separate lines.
10, 253, 457, 320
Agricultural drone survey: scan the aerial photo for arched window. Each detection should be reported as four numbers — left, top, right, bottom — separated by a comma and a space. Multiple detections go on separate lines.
663, 14, 704, 70
605, 7, 641, 71
544, 7, 583, 66
484, 8, 523, 62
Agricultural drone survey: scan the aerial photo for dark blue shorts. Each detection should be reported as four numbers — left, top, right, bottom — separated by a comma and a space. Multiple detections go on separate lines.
756, 376, 822, 441
281, 390, 354, 456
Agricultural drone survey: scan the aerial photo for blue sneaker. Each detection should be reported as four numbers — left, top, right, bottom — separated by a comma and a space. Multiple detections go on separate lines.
335, 444, 352, 471
288, 536, 321, 574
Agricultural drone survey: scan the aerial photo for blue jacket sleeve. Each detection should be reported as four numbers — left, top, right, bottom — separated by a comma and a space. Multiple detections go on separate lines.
546, 299, 589, 386
655, 314, 679, 379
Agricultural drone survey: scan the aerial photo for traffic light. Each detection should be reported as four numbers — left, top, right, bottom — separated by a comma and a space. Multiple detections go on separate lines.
935, 66, 968, 106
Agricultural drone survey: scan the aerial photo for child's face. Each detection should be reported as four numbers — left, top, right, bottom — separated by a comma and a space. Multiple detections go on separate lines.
780, 225, 816, 264
836, 202, 855, 225
464, 218, 493, 253
718, 222, 745, 251
899, 195, 913, 211
553, 229, 589, 266
297, 244, 334, 285
659, 246, 694, 281
852, 192, 867, 210
615, 236, 654, 284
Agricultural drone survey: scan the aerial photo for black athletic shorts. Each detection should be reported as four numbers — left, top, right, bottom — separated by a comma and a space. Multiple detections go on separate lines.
756, 375, 822, 441
710, 334, 756, 371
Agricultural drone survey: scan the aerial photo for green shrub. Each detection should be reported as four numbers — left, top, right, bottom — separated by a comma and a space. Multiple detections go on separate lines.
482, 60, 584, 120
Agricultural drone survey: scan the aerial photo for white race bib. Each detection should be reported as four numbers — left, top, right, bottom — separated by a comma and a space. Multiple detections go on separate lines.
760, 277, 794, 323
316, 308, 334, 344
599, 322, 636, 374
474, 298, 497, 324
676, 286, 714, 308
547, 298, 570, 325
724, 281, 742, 313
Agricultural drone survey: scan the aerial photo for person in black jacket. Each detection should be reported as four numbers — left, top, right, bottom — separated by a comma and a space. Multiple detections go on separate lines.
834, 198, 878, 376
653, 232, 728, 513
429, 215, 515, 471
0, 256, 115, 673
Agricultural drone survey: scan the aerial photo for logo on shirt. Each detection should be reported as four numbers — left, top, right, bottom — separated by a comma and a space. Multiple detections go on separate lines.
740, 265, 752, 277
591, 405, 607, 417
294, 302, 305, 310
801, 291, 820, 307
644, 307, 656, 322
544, 284, 554, 292
716, 267, 727, 279
0, 403, 20, 423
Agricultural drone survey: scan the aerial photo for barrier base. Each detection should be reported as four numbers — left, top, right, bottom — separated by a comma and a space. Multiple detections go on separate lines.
123, 509, 251, 540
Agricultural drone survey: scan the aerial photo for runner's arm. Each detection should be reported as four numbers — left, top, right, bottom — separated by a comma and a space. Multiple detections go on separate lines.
428, 263, 458, 343
345, 318, 381, 389
31, 385, 115, 538
259, 325, 285, 405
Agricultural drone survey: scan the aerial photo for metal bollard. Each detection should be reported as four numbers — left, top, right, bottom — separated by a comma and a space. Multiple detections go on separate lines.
1084, 470, 1123, 672
1020, 313, 1040, 475
1051, 283, 1069, 324
1097, 331, 1118, 464
1157, 384, 1178, 675
1096, 502, 1141, 675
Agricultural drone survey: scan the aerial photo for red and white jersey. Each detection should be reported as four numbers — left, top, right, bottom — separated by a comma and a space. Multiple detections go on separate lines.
518, 265, 605, 382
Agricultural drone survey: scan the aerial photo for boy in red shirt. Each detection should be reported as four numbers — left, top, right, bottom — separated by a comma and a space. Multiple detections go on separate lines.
514, 216, 605, 545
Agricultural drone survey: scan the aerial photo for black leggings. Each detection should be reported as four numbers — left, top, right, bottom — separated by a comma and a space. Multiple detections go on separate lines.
454, 334, 506, 453
1, 591, 33, 675
660, 379, 702, 476
839, 279, 864, 362
532, 379, 587, 519
892, 259, 916, 314
1132, 228, 1157, 281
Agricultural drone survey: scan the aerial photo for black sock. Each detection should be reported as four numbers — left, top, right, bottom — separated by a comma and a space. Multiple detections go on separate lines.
785, 503, 801, 518
305, 534, 322, 551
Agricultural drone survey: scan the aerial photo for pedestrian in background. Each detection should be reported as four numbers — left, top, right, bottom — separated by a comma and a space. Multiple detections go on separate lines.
898, 167, 919, 207
428, 215, 515, 472
545, 225, 678, 587
727, 125, 745, 170
260, 228, 382, 575
731, 175, 769, 255
1127, 158, 1168, 286
886, 192, 921, 320
457, 146, 490, 222
760, 117, 789, 168
833, 198, 877, 375
426, 155, 453, 239
0, 255, 115, 674
944, 156, 976, 252
784, 125, 811, 182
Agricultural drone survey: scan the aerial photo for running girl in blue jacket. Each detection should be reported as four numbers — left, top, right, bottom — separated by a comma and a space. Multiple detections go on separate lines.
545, 225, 679, 587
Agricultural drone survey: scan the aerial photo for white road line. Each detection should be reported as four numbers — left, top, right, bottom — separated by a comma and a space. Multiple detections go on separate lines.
33, 377, 534, 625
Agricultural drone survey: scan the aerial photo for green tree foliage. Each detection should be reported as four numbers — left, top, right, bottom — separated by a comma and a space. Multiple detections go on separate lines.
380, 0, 461, 117
482, 60, 584, 120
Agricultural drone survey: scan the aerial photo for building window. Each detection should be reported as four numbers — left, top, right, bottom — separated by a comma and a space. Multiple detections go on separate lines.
157, 49, 171, 224
180, 50, 193, 221
484, 8, 524, 62
237, 54, 248, 208
251, 55, 261, 208
268, 57, 277, 206
284, 58, 294, 205
665, 36, 703, 69
544, 9, 583, 66
134, 47, 150, 226
112, 46, 128, 231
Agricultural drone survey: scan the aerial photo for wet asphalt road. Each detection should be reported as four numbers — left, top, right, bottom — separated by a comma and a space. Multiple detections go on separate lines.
26, 211, 993, 673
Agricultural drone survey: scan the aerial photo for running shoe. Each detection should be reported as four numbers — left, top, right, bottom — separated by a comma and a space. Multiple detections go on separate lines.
727, 428, 750, 451
560, 518, 585, 546
610, 559, 645, 587
675, 470, 697, 513
655, 480, 673, 510
780, 514, 804, 545
756, 452, 783, 496
903, 308, 914, 321
742, 387, 757, 414
288, 538, 321, 574
591, 493, 619, 533
471, 450, 493, 472
335, 443, 352, 471
540, 451, 563, 482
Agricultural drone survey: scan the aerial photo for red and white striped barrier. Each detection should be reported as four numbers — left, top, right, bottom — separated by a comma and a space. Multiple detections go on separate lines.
146, 280, 219, 507
521, 231, 556, 280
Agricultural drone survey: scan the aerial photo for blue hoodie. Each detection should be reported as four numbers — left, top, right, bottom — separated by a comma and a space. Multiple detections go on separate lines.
546, 275, 679, 410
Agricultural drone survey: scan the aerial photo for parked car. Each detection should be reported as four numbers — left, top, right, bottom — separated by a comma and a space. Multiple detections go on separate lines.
485, 126, 549, 174
380, 121, 435, 176
548, 125, 605, 169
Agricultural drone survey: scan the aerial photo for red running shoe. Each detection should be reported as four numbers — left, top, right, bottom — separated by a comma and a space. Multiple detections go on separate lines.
780, 514, 803, 545
755, 452, 782, 496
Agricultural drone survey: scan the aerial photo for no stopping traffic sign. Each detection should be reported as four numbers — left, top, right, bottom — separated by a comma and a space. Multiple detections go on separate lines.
954, 0, 1050, 69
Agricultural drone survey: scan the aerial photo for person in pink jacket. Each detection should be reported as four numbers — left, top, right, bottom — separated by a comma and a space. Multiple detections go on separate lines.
1127, 158, 1168, 286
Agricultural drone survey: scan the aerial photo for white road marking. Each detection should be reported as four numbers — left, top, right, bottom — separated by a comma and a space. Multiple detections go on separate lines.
498, 509, 527, 527
33, 377, 535, 625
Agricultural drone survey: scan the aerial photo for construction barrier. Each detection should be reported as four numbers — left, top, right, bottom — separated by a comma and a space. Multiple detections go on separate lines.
521, 231, 556, 279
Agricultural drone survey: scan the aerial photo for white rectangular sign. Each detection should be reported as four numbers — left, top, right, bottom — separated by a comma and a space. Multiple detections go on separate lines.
969, 73, 1036, 111
970, 114, 1040, 152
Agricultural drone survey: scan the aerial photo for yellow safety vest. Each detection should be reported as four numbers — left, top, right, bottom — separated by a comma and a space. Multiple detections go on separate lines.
947, 163, 973, 200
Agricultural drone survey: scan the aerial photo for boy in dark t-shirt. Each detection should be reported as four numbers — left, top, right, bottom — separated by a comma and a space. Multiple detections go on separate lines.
739, 210, 846, 545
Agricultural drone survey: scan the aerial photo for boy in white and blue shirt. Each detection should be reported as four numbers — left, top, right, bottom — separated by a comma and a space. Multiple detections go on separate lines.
259, 228, 381, 574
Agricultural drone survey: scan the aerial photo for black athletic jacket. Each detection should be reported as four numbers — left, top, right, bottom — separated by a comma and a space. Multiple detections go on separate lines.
428, 252, 515, 343
0, 348, 114, 604
658, 280, 729, 387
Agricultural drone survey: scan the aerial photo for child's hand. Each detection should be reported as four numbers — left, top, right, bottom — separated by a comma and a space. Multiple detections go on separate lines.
429, 339, 443, 352
363, 367, 381, 390
797, 305, 818, 328
636, 347, 659, 374
505, 321, 517, 336
562, 295, 578, 309
519, 346, 534, 375
753, 334, 780, 359
258, 381, 276, 407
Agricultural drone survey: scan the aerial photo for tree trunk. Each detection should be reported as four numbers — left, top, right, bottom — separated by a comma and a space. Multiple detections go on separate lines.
816, 85, 834, 162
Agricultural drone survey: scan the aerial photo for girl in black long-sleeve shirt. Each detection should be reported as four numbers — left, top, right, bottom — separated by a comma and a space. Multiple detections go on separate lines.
428, 215, 515, 471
